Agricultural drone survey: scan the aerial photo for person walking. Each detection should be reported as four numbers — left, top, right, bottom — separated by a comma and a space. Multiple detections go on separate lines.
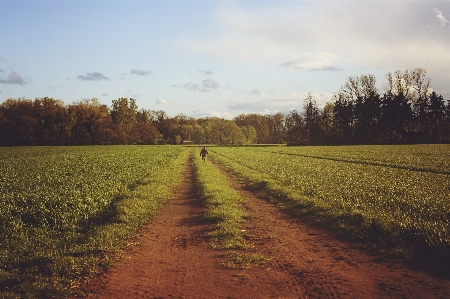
200, 146, 208, 162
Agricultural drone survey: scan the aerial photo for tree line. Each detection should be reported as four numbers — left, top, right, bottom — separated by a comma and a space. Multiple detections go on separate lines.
0, 68, 449, 146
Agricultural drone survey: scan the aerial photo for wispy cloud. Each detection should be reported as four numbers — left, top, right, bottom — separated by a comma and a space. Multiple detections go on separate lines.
182, 78, 219, 92
228, 103, 249, 110
248, 89, 275, 96
0, 69, 27, 85
227, 91, 334, 115
77, 72, 109, 81
249, 89, 261, 96
130, 69, 152, 76
183, 82, 199, 91
0, 56, 11, 63
280, 52, 342, 72
209, 110, 234, 119
156, 98, 170, 105
434, 8, 449, 27
201, 78, 218, 91
199, 69, 214, 75
47, 86, 67, 90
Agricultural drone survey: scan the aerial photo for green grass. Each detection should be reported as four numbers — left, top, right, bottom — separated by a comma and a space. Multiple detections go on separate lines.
0, 146, 190, 298
222, 252, 269, 269
209, 145, 450, 274
193, 149, 249, 250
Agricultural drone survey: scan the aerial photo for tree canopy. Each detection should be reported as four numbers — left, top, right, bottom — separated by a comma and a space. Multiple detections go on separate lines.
1, 68, 449, 146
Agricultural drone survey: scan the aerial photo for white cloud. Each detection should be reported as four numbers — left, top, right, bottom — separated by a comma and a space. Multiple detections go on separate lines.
280, 52, 342, 72
183, 2, 450, 70
201, 110, 234, 119
434, 8, 449, 27
182, 2, 450, 97
227, 91, 334, 115
156, 98, 170, 105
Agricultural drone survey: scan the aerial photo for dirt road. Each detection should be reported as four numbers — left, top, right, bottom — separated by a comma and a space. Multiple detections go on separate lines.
77, 158, 450, 298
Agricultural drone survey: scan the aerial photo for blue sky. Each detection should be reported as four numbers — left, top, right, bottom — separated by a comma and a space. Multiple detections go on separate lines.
1, 0, 449, 119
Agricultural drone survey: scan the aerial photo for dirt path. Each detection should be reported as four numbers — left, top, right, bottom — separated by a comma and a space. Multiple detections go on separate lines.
77, 157, 450, 299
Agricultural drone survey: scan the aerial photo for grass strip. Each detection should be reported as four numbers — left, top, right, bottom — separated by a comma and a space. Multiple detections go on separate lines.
222, 252, 269, 269
193, 150, 249, 250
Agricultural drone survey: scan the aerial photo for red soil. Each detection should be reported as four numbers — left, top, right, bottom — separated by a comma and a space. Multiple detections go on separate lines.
75, 158, 450, 299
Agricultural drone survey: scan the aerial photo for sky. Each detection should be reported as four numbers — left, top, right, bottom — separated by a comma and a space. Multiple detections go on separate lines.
0, 0, 449, 119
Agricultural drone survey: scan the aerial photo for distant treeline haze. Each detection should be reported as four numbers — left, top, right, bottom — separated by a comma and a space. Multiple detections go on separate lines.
1, 68, 449, 146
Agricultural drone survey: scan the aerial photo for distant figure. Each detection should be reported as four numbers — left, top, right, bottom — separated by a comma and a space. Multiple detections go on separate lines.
200, 146, 208, 162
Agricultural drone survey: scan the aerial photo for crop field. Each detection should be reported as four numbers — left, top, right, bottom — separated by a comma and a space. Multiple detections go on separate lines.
2, 144, 449, 297
0, 146, 190, 298
209, 144, 450, 261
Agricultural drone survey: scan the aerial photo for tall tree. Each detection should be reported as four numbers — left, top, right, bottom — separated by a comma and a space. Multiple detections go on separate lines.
0, 98, 38, 145
110, 98, 138, 144
234, 114, 270, 143
427, 91, 446, 142
68, 98, 109, 145
380, 92, 411, 143
333, 94, 354, 143
266, 113, 286, 143
320, 101, 335, 144
33, 97, 71, 145
302, 93, 321, 144
445, 101, 450, 142
285, 109, 304, 144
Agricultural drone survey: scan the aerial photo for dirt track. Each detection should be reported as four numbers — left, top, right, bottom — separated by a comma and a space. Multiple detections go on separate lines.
77, 157, 450, 299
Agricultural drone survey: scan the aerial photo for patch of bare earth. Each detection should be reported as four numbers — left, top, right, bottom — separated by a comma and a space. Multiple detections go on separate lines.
76, 157, 450, 298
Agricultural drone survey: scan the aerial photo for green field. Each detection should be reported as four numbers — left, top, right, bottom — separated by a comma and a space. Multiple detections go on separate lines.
1, 144, 449, 297
0, 146, 190, 298
209, 145, 450, 263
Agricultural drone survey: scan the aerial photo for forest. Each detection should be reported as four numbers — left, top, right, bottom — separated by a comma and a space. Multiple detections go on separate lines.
1, 68, 449, 146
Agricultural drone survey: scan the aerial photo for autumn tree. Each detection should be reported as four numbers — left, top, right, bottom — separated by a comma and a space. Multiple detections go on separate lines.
95, 114, 117, 145
33, 97, 71, 145
68, 98, 109, 145
110, 98, 138, 144
131, 121, 162, 144
0, 98, 38, 145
